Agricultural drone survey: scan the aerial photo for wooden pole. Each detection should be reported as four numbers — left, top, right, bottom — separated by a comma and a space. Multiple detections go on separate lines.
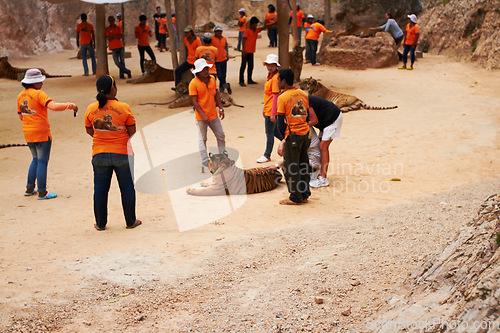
324, 0, 331, 27
277, 0, 289, 68
164, 0, 178, 68
174, 0, 187, 63
95, 4, 109, 77
291, 0, 298, 47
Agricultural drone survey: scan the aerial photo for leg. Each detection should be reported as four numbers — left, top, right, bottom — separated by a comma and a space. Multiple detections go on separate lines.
215, 62, 225, 90
111, 49, 124, 78
236, 31, 243, 51
283, 135, 308, 203
247, 53, 254, 83
81, 44, 89, 75
145, 46, 156, 61
27, 140, 52, 196
401, 44, 411, 68
196, 120, 210, 165
305, 39, 311, 62
298, 135, 311, 199
263, 116, 275, 158
118, 48, 131, 78
175, 61, 192, 86
239, 54, 247, 84
112, 154, 137, 227
92, 153, 114, 228
26, 142, 38, 192
88, 45, 97, 74
298, 27, 302, 46
208, 118, 226, 154
310, 40, 318, 65
267, 29, 272, 46
319, 140, 332, 178
410, 47, 416, 68
271, 27, 278, 47
138, 46, 146, 73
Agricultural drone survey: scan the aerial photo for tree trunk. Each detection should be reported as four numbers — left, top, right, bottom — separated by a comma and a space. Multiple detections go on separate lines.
277, 0, 289, 68
291, 0, 298, 47
324, 0, 331, 27
95, 4, 108, 77
164, 0, 178, 68
174, 0, 187, 63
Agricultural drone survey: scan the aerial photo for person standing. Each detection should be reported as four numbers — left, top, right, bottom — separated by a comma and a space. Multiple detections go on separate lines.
235, 8, 246, 51
256, 54, 283, 163
195, 33, 218, 79
265, 4, 278, 47
211, 25, 231, 94
276, 68, 310, 205
84, 75, 142, 231
399, 14, 420, 70
153, 6, 161, 49
106, 16, 131, 79
17, 69, 78, 200
289, 4, 305, 46
135, 14, 156, 74
303, 14, 314, 63
305, 19, 332, 66
174, 26, 201, 86
76, 13, 96, 76
116, 13, 123, 28
239, 16, 263, 86
172, 12, 178, 49
370, 12, 404, 60
158, 11, 168, 52
189, 59, 226, 167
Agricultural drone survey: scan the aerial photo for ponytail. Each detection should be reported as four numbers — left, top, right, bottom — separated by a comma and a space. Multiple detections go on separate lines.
95, 75, 116, 108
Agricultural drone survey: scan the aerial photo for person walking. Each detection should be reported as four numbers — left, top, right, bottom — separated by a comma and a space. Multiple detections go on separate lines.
189, 59, 226, 167
399, 14, 420, 70
265, 4, 278, 47
370, 12, 404, 60
84, 75, 142, 231
211, 25, 231, 93
76, 13, 96, 76
174, 26, 201, 86
239, 16, 264, 86
134, 14, 156, 74
256, 54, 283, 163
17, 69, 78, 200
235, 8, 247, 51
305, 19, 332, 66
106, 16, 131, 79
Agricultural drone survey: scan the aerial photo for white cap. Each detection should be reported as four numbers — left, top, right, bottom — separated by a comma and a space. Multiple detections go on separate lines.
407, 14, 417, 23
204, 32, 212, 39
238, 8, 245, 12
21, 69, 46, 84
307, 14, 314, 19
192, 58, 213, 74
116, 13, 122, 17
263, 54, 280, 66
214, 25, 223, 31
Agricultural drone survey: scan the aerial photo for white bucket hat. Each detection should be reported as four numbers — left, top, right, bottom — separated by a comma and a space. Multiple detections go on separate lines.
21, 69, 46, 84
307, 14, 314, 19
407, 14, 417, 23
263, 54, 280, 66
192, 58, 213, 74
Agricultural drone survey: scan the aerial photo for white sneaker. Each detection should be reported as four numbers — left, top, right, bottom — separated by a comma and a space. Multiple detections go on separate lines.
256, 155, 270, 163
314, 62, 321, 66
318, 176, 329, 187
309, 178, 322, 188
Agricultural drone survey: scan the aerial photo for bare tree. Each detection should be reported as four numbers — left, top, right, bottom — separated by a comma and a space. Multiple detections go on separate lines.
173, 0, 187, 63
324, 0, 331, 27
277, 0, 289, 68
291, 0, 298, 47
164, 0, 178, 68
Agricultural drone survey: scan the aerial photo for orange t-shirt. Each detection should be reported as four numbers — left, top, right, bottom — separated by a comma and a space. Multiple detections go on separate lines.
263, 72, 280, 116
118, 20, 123, 28
106, 25, 124, 50
243, 27, 262, 53
84, 99, 136, 156
289, 10, 304, 27
277, 88, 310, 137
77, 21, 94, 45
238, 16, 247, 32
195, 45, 218, 74
17, 88, 53, 142
211, 36, 227, 62
304, 22, 312, 31
405, 23, 420, 46
135, 24, 152, 46
265, 12, 277, 27
189, 76, 218, 121
185, 37, 202, 64
172, 17, 177, 30
305, 22, 327, 41
158, 17, 167, 34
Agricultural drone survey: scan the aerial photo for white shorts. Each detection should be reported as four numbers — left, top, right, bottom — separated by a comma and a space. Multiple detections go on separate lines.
319, 112, 343, 141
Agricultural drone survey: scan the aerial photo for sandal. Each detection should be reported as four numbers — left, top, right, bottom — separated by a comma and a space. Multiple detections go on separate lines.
398, 66, 407, 70
94, 224, 106, 231
37, 191, 57, 200
407, 67, 413, 70
24, 189, 37, 196
126, 220, 142, 229
279, 198, 303, 205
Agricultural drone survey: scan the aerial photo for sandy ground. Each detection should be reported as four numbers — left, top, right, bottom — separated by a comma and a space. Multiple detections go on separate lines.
0, 30, 499, 332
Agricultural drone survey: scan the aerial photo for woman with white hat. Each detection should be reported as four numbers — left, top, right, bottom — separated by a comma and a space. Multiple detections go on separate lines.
16, 69, 78, 199
399, 14, 420, 70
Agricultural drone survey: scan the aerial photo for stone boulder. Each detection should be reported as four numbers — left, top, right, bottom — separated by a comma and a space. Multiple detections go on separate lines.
319, 32, 398, 70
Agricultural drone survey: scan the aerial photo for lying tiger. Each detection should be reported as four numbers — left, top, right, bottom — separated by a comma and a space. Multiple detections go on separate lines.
0, 143, 28, 149
186, 152, 282, 196
126, 60, 174, 84
299, 77, 398, 112
0, 56, 71, 81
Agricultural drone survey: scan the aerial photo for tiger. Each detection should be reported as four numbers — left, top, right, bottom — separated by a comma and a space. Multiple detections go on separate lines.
93, 114, 123, 131
0, 143, 28, 149
299, 77, 398, 112
335, 23, 376, 38
186, 152, 282, 196
291, 99, 307, 117
126, 60, 174, 84
0, 56, 71, 81
195, 21, 216, 33
19, 100, 35, 115
288, 45, 304, 83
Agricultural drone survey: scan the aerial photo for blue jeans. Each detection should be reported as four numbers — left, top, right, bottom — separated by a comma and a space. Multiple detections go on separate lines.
306, 39, 319, 64
111, 47, 130, 78
80, 44, 96, 75
239, 52, 254, 83
291, 26, 303, 46
138, 45, 156, 73
264, 115, 283, 158
215, 61, 228, 90
237, 31, 244, 50
268, 27, 278, 47
402, 44, 416, 65
27, 139, 52, 193
92, 153, 136, 228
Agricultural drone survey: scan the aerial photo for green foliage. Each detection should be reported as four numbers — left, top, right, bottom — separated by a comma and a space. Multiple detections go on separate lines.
496, 233, 500, 245
472, 44, 477, 53
443, 0, 450, 4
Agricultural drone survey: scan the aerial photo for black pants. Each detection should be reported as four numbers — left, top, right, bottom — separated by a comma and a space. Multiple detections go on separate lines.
138, 45, 156, 73
175, 61, 194, 86
239, 52, 254, 84
283, 133, 311, 203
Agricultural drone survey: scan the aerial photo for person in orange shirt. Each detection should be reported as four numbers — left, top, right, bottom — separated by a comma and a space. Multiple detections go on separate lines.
135, 14, 156, 74
106, 16, 131, 79
175, 25, 201, 86
239, 16, 264, 86
276, 68, 310, 205
84, 75, 142, 231
158, 11, 168, 52
17, 69, 78, 200
188, 59, 226, 167
305, 19, 332, 66
303, 14, 314, 63
171, 13, 178, 49
265, 4, 278, 47
116, 13, 123, 28
211, 25, 231, 94
76, 13, 96, 76
289, 4, 305, 45
153, 6, 162, 49
235, 8, 246, 51
256, 54, 283, 164
195, 33, 218, 78
399, 14, 420, 70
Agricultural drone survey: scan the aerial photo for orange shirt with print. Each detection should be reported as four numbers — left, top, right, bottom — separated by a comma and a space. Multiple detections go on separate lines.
106, 26, 124, 50
304, 21, 311, 31
263, 72, 280, 117
405, 23, 420, 46
158, 17, 167, 34
185, 37, 202, 64
77, 21, 94, 45
238, 16, 247, 32
243, 27, 262, 53
305, 22, 326, 41
195, 46, 218, 74
17, 88, 53, 142
277, 88, 310, 137
135, 24, 152, 46
289, 10, 304, 27
265, 12, 277, 27
189, 76, 218, 121
84, 99, 136, 157
211, 36, 227, 62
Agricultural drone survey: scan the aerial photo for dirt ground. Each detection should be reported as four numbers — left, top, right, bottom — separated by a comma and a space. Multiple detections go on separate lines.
0, 31, 499, 332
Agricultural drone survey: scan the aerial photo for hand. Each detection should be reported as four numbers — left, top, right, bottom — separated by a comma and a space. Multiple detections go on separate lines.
270, 116, 276, 123
242, 50, 247, 57
202, 114, 210, 124
277, 140, 284, 157
219, 109, 225, 120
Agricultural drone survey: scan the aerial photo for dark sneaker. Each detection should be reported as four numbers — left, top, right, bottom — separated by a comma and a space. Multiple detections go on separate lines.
226, 83, 232, 94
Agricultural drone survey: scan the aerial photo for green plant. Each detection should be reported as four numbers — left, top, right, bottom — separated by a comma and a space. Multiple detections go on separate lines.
443, 0, 450, 4
472, 44, 477, 53
496, 233, 500, 245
